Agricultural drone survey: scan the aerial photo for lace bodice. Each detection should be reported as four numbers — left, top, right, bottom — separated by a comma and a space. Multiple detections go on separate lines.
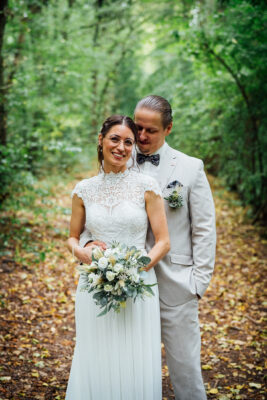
72, 169, 161, 249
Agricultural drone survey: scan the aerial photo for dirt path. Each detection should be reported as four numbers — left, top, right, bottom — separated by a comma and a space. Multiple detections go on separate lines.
0, 172, 266, 399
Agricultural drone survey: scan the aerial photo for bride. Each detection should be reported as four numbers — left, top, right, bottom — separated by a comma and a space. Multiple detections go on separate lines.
66, 115, 170, 400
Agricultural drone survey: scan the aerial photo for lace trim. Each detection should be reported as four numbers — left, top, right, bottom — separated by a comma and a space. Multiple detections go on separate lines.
71, 170, 162, 207
143, 179, 162, 197
99, 169, 130, 181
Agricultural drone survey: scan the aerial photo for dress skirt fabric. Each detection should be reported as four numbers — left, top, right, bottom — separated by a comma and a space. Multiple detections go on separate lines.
66, 268, 162, 400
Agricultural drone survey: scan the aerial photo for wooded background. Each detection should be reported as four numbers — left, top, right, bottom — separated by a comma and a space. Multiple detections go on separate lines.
0, 0, 266, 222
0, 2, 266, 399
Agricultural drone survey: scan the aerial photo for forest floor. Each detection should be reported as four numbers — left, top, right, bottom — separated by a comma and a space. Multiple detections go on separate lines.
0, 170, 266, 400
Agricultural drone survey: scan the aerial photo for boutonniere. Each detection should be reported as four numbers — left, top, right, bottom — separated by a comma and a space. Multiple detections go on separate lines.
164, 180, 184, 209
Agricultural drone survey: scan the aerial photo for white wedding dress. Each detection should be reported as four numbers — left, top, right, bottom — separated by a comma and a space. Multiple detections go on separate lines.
66, 169, 162, 400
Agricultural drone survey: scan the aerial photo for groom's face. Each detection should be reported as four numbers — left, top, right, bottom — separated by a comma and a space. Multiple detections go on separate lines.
134, 108, 172, 154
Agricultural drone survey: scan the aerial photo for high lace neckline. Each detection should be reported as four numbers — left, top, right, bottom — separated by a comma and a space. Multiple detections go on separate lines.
99, 168, 131, 181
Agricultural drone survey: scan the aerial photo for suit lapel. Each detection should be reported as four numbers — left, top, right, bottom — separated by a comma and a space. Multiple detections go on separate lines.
158, 144, 178, 191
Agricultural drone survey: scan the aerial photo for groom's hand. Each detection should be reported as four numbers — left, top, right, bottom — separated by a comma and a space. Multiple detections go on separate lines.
77, 241, 107, 264
84, 240, 107, 251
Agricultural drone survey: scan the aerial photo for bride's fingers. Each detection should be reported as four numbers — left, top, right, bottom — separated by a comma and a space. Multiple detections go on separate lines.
142, 266, 152, 272
84, 241, 107, 251
93, 241, 107, 250
79, 247, 93, 264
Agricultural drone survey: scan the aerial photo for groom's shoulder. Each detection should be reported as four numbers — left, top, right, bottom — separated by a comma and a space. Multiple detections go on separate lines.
130, 170, 160, 191
130, 169, 157, 183
168, 145, 203, 170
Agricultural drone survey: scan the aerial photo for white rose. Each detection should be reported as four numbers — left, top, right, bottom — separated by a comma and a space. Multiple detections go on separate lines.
92, 247, 104, 260
88, 272, 97, 281
113, 263, 124, 273
98, 257, 108, 270
106, 271, 116, 281
104, 249, 113, 257
104, 284, 113, 292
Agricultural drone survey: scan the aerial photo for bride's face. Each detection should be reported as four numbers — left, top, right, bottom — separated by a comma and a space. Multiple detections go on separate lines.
99, 124, 135, 171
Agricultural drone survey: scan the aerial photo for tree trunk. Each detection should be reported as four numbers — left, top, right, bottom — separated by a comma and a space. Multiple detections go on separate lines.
203, 41, 263, 199
0, 0, 8, 146
90, 0, 104, 136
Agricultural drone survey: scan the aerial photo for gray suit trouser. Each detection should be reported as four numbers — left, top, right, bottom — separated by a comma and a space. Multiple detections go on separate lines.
160, 297, 207, 400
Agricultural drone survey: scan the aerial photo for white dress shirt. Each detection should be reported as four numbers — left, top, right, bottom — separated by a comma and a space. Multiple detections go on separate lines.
137, 142, 167, 180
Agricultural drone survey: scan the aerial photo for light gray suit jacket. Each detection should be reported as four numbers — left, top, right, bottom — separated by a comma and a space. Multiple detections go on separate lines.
146, 144, 216, 306
79, 143, 216, 307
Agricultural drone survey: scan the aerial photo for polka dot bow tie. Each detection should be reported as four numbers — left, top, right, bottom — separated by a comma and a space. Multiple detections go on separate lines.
136, 153, 160, 166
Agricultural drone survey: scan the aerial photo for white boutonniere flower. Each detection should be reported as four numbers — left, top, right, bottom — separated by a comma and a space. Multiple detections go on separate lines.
164, 180, 184, 209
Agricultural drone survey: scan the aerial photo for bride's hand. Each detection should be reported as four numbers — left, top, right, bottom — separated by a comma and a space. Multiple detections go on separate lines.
84, 240, 107, 251
75, 247, 94, 264
76, 241, 107, 264
140, 266, 152, 272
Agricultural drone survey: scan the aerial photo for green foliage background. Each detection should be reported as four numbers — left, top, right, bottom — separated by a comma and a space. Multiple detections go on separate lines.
0, 0, 266, 221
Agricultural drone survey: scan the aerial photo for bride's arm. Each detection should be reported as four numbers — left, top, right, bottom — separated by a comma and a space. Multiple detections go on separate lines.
145, 191, 170, 270
67, 195, 106, 264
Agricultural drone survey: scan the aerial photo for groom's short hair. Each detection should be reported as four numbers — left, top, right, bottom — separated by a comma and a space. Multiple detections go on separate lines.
134, 95, 173, 129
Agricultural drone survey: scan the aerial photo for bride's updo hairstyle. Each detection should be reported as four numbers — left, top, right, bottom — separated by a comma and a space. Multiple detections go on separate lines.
97, 115, 138, 167
134, 95, 173, 129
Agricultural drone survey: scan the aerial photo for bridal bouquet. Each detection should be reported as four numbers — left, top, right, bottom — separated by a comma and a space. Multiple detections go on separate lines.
78, 242, 156, 317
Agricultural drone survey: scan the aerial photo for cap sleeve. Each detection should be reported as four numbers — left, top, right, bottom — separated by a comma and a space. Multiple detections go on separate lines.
142, 175, 162, 197
71, 181, 84, 200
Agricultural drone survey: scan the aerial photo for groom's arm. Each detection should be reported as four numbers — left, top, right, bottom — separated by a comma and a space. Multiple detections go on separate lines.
189, 161, 216, 298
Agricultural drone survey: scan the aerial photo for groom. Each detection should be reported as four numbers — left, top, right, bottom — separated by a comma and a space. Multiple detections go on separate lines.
81, 95, 216, 399
133, 95, 216, 399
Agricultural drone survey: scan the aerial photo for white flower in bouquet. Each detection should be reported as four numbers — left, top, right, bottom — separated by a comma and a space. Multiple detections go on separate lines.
88, 272, 101, 287
112, 247, 121, 255
132, 273, 140, 284
98, 257, 108, 270
104, 249, 113, 257
128, 266, 137, 274
88, 272, 97, 282
113, 263, 124, 273
104, 284, 113, 292
92, 247, 104, 260
106, 271, 116, 281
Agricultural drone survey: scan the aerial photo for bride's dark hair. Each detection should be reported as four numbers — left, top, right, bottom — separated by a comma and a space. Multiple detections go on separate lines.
97, 115, 138, 167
